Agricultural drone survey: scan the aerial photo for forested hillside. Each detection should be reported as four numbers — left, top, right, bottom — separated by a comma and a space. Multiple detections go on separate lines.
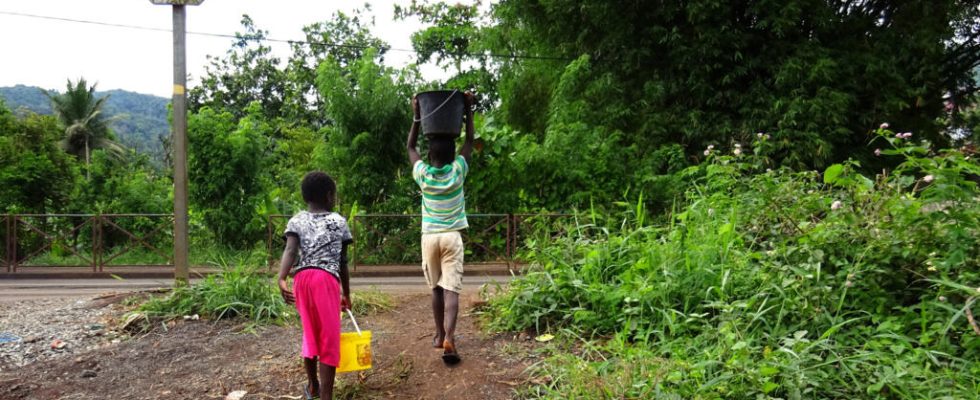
0, 84, 169, 160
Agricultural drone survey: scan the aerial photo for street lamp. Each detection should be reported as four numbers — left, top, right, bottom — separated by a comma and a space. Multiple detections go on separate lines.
150, 0, 203, 284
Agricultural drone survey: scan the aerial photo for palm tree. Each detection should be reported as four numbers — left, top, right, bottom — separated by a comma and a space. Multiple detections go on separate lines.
45, 78, 124, 177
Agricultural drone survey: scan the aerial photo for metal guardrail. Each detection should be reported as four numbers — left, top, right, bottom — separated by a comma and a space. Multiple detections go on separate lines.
2, 214, 174, 273
266, 213, 573, 270
2, 212, 573, 274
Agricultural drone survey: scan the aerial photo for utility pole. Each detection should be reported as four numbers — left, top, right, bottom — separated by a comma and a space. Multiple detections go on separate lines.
150, 0, 203, 285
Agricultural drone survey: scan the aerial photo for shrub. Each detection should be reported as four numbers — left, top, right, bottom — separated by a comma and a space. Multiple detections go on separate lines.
490, 130, 980, 398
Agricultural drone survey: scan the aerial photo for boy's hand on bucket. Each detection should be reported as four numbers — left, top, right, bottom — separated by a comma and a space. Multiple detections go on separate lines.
278, 279, 295, 305
412, 96, 421, 120
463, 92, 475, 110
341, 295, 352, 311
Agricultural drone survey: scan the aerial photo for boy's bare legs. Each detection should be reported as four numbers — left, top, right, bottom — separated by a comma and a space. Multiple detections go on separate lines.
432, 287, 446, 347
319, 363, 336, 399
303, 357, 319, 396
443, 289, 460, 350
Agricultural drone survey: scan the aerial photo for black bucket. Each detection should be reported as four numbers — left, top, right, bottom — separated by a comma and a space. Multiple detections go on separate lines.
416, 90, 464, 137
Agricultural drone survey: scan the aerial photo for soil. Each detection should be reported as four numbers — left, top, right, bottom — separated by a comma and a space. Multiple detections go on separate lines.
0, 292, 539, 400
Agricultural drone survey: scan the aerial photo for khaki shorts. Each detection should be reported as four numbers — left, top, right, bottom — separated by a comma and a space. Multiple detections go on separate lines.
421, 231, 464, 293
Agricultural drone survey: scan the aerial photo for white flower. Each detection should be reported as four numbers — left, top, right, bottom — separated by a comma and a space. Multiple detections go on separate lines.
874, 148, 881, 156
757, 132, 764, 138
734, 143, 742, 148
927, 266, 937, 272
880, 122, 889, 129
923, 175, 934, 183
831, 200, 843, 210
764, 134, 771, 140
733, 148, 742, 156
845, 280, 854, 288
704, 149, 711, 156
939, 296, 947, 302
707, 144, 715, 150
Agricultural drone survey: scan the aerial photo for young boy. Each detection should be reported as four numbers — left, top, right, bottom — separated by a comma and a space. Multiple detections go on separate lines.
278, 171, 353, 399
406, 92, 475, 364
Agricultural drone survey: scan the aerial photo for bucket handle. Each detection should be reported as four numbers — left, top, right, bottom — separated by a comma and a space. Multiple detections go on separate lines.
414, 89, 460, 123
345, 308, 362, 335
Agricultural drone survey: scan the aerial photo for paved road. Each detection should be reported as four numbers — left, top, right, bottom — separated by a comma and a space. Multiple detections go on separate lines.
0, 276, 514, 301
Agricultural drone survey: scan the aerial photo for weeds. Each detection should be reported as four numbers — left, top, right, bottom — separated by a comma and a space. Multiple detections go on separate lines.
129, 251, 393, 331
135, 263, 288, 325
350, 287, 394, 316
491, 131, 980, 398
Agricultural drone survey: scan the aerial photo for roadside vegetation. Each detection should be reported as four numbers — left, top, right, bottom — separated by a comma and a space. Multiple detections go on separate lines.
489, 129, 980, 398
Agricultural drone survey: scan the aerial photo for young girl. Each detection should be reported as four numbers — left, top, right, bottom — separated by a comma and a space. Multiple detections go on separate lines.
278, 172, 353, 400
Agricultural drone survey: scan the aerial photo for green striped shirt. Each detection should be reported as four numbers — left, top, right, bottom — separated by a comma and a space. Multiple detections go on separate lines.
413, 156, 469, 233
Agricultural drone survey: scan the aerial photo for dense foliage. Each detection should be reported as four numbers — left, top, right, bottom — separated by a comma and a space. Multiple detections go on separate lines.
402, 0, 980, 209
489, 131, 980, 398
0, 102, 77, 214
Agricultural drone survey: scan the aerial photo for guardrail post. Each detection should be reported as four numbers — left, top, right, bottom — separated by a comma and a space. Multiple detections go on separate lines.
93, 215, 101, 272
350, 214, 359, 271
10, 215, 17, 273
505, 213, 514, 271
4, 214, 10, 273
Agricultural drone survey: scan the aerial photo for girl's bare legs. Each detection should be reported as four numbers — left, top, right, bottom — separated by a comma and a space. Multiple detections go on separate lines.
303, 357, 319, 396
319, 363, 337, 399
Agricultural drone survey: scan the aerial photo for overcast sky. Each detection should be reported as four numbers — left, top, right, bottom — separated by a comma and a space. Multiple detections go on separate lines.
0, 0, 446, 97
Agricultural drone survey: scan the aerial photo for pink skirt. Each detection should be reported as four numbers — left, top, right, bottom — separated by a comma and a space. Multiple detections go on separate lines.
294, 268, 341, 367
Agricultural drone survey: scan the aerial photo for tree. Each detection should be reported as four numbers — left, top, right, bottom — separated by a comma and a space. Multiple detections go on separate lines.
315, 48, 418, 209
0, 101, 78, 214
408, 0, 980, 169
190, 10, 391, 130
187, 103, 273, 249
282, 7, 391, 128
395, 1, 498, 109
45, 78, 123, 176
189, 15, 288, 122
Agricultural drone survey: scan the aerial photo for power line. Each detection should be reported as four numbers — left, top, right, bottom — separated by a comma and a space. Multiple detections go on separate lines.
0, 10, 574, 62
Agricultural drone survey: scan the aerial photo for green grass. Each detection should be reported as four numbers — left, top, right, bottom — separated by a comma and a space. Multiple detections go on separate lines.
489, 145, 980, 398
350, 287, 394, 316
135, 263, 288, 324
127, 248, 394, 330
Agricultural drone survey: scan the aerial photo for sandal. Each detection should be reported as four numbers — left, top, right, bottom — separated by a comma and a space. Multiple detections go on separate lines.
303, 385, 318, 400
441, 340, 461, 365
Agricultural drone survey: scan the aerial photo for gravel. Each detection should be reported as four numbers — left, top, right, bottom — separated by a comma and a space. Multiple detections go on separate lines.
0, 297, 129, 371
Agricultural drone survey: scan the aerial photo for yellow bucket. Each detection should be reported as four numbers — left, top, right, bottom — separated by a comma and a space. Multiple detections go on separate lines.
337, 309, 372, 373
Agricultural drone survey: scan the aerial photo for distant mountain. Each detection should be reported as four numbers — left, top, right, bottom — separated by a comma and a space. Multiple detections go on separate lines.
0, 85, 170, 161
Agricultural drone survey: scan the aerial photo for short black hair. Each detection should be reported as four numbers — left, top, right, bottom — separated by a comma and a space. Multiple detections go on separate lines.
301, 171, 336, 210
428, 136, 456, 165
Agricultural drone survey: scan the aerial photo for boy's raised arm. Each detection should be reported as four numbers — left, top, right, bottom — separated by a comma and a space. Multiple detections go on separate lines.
407, 96, 422, 165
458, 92, 475, 163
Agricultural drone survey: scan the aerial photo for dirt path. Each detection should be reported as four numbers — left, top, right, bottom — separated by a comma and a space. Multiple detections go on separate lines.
0, 293, 536, 400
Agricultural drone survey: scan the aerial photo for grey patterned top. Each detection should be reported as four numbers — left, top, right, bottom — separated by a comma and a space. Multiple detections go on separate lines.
284, 211, 354, 279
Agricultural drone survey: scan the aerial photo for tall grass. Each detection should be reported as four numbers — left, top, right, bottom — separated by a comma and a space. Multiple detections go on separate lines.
490, 143, 980, 398
137, 263, 288, 324
133, 249, 394, 327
